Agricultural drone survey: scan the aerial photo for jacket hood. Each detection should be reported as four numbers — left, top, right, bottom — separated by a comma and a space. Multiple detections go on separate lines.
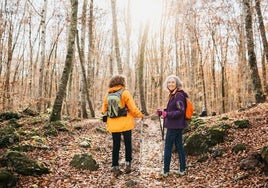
108, 85, 125, 93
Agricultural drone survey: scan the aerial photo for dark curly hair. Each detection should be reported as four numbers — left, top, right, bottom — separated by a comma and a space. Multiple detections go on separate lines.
109, 75, 126, 88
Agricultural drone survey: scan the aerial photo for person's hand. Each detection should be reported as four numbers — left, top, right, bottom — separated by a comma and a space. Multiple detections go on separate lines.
161, 111, 167, 118
156, 109, 162, 116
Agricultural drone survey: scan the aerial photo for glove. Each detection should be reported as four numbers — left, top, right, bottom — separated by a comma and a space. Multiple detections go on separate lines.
161, 111, 167, 118
102, 115, 107, 122
156, 109, 162, 116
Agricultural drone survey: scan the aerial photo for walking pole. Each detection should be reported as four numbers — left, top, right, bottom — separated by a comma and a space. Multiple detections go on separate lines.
139, 118, 144, 173
158, 116, 165, 173
158, 116, 164, 141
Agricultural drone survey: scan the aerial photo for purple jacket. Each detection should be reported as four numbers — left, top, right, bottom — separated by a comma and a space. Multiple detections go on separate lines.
164, 89, 188, 129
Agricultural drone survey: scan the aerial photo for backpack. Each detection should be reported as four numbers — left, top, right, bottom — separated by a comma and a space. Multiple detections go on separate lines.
176, 91, 194, 120
185, 97, 194, 120
107, 89, 127, 118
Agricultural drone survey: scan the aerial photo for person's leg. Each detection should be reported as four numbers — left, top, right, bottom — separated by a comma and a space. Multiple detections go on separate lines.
123, 130, 132, 163
112, 132, 121, 167
123, 130, 132, 173
176, 129, 186, 172
164, 129, 175, 173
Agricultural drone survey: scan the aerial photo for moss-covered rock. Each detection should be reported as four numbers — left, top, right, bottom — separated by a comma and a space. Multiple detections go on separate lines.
50, 121, 69, 132
184, 126, 226, 156
184, 133, 208, 155
78, 137, 91, 148
0, 112, 20, 121
0, 126, 20, 148
8, 119, 22, 128
210, 148, 226, 158
43, 124, 58, 137
0, 151, 49, 176
0, 168, 18, 188
239, 152, 260, 170
70, 153, 99, 171
206, 127, 225, 146
261, 146, 268, 166
232, 143, 247, 153
189, 117, 206, 129
95, 127, 107, 134
218, 122, 231, 130
22, 107, 39, 117
234, 119, 250, 129
43, 121, 70, 137
197, 154, 209, 163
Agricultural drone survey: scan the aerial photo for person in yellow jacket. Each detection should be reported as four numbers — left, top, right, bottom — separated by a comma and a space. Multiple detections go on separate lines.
102, 75, 144, 176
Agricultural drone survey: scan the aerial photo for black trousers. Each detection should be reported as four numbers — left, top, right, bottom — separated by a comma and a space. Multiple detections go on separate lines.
112, 130, 132, 167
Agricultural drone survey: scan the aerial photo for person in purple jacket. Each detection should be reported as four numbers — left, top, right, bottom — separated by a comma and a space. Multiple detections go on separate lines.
157, 75, 188, 177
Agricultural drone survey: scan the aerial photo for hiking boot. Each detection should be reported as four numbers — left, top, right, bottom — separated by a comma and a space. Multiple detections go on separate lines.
125, 162, 131, 174
174, 170, 186, 176
111, 166, 123, 176
160, 172, 169, 178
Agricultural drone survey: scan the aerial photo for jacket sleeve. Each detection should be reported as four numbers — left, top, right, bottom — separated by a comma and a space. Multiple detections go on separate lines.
123, 90, 143, 118
101, 94, 108, 114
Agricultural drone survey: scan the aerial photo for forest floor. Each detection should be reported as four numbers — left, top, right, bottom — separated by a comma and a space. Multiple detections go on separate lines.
11, 103, 268, 187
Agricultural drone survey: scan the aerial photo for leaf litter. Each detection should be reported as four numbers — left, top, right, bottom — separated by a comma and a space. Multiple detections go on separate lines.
7, 103, 268, 187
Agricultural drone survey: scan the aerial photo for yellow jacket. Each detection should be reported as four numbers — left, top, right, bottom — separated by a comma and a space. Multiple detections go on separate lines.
102, 85, 143, 133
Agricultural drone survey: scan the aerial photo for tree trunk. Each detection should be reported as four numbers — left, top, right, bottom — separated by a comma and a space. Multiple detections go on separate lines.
80, 0, 88, 118
87, 0, 95, 117
111, 0, 123, 74
243, 0, 265, 103
3, 24, 13, 111
37, 0, 47, 113
0, 11, 4, 78
138, 21, 150, 115
125, 0, 132, 90
76, 31, 95, 118
255, 0, 268, 95
50, 0, 78, 122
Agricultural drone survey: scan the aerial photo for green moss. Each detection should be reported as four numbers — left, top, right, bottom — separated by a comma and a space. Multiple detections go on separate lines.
234, 120, 250, 129
232, 143, 246, 153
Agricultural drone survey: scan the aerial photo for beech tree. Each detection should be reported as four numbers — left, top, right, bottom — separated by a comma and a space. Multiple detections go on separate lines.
111, 0, 123, 74
37, 0, 47, 113
50, 0, 78, 122
254, 0, 268, 95
242, 0, 265, 103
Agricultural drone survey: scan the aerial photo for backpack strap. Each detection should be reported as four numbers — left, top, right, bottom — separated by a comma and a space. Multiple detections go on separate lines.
174, 90, 187, 114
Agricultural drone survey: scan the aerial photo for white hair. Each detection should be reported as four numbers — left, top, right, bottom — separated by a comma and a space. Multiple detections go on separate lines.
163, 75, 183, 90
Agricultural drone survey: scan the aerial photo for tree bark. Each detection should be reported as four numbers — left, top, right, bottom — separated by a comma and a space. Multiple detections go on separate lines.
37, 0, 47, 113
3, 24, 13, 111
254, 0, 268, 95
76, 30, 95, 118
243, 0, 265, 103
111, 0, 123, 74
138, 21, 150, 115
80, 0, 88, 118
50, 0, 78, 122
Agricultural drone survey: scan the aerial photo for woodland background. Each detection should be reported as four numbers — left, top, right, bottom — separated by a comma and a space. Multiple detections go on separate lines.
0, 0, 268, 121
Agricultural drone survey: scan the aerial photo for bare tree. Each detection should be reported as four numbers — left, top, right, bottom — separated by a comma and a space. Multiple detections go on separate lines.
80, 0, 88, 118
0, 9, 4, 78
138, 21, 150, 115
242, 0, 265, 103
111, 0, 123, 74
3, 24, 13, 110
254, 0, 268, 95
50, 0, 78, 122
37, 0, 47, 113
87, 0, 95, 117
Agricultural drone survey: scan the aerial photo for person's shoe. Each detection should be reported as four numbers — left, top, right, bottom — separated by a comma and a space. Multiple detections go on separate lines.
125, 162, 131, 174
174, 170, 186, 176
111, 166, 123, 176
160, 172, 169, 178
